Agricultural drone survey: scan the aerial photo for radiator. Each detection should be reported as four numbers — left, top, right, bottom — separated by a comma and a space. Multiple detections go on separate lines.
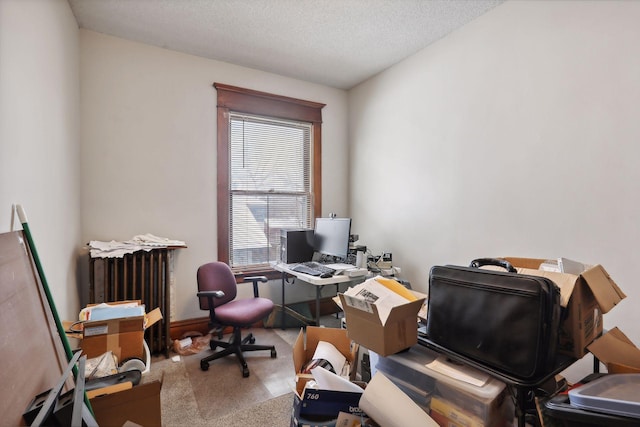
89, 249, 171, 356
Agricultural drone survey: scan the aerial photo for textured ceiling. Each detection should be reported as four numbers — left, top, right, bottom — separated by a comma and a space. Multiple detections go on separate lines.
68, 0, 504, 89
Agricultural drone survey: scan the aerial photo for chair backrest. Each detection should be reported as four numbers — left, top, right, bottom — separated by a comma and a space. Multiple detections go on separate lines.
197, 262, 238, 310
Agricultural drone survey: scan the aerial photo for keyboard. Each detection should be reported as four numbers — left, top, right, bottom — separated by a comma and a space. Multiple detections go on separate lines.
291, 261, 336, 277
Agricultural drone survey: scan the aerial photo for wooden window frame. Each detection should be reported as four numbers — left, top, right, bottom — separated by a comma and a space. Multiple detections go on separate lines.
215, 83, 325, 279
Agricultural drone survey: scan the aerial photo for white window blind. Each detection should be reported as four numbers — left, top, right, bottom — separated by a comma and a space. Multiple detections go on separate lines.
229, 113, 313, 268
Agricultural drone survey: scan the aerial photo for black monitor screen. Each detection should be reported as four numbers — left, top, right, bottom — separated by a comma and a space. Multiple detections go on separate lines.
313, 217, 351, 261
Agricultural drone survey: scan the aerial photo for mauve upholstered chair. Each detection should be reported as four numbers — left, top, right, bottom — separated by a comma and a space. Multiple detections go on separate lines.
196, 262, 276, 377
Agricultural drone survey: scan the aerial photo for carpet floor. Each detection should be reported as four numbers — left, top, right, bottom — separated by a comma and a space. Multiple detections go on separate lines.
184, 328, 294, 419
143, 326, 305, 426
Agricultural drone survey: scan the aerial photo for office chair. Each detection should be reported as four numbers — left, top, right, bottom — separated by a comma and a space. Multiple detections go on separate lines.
196, 262, 277, 377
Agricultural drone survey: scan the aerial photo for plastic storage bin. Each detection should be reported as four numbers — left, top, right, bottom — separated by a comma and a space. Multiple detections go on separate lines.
568, 374, 640, 419
544, 393, 639, 427
373, 345, 513, 427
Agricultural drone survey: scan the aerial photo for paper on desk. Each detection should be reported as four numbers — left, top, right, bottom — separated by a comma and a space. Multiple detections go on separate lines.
359, 372, 438, 427
311, 366, 363, 393
325, 263, 357, 273
425, 356, 490, 387
342, 276, 410, 324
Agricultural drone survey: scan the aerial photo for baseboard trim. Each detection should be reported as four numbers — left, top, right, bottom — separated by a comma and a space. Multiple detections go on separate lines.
169, 316, 212, 340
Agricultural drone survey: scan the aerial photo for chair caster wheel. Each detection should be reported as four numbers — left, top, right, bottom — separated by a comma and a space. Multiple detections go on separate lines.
209, 341, 217, 350
200, 361, 209, 371
271, 348, 277, 358
242, 367, 250, 378
249, 336, 256, 344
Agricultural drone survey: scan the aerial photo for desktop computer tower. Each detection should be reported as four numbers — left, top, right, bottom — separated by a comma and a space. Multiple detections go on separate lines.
280, 229, 314, 264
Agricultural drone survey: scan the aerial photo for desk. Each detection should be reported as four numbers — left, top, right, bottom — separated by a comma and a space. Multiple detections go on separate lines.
271, 262, 363, 327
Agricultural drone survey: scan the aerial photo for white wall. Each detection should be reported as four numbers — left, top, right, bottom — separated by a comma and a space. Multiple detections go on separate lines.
0, 0, 80, 321
349, 0, 640, 382
79, 30, 350, 322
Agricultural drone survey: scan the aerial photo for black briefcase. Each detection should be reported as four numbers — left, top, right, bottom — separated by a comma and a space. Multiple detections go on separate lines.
425, 258, 562, 382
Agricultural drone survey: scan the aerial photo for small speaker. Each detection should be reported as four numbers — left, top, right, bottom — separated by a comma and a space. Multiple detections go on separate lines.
280, 229, 314, 264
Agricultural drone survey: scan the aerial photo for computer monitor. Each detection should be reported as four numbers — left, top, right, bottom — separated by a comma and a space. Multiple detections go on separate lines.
313, 217, 351, 262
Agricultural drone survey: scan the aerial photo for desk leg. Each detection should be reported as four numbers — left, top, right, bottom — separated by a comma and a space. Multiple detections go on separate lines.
316, 286, 322, 326
281, 272, 286, 330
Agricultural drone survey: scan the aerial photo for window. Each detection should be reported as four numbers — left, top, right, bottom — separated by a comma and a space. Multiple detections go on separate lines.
215, 83, 325, 276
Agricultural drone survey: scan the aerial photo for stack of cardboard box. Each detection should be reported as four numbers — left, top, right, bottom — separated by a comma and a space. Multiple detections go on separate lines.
68, 300, 164, 426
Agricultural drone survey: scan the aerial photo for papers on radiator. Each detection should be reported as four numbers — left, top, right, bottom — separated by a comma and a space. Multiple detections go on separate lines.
89, 233, 186, 258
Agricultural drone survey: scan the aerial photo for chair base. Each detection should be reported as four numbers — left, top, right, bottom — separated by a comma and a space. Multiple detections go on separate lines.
200, 327, 277, 377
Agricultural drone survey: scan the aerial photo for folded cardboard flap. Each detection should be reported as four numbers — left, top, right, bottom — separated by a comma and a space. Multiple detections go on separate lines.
580, 265, 626, 313
144, 307, 163, 327
588, 327, 640, 373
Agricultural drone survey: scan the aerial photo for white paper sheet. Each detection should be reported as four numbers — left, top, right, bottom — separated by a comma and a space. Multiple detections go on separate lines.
425, 356, 489, 387
311, 341, 347, 375
359, 372, 438, 427
310, 366, 364, 393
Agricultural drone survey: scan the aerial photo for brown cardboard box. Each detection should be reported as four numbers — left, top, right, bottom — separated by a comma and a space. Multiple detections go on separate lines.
290, 384, 367, 426
338, 290, 426, 357
80, 301, 163, 361
503, 257, 626, 358
292, 326, 359, 396
291, 326, 366, 425
90, 380, 162, 426
587, 327, 640, 373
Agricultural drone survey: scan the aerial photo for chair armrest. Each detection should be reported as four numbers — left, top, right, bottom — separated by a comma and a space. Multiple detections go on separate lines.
197, 290, 225, 299
243, 275, 268, 297
197, 290, 225, 326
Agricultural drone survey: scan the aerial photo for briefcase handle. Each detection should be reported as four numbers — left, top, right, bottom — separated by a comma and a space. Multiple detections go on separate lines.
469, 258, 517, 273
